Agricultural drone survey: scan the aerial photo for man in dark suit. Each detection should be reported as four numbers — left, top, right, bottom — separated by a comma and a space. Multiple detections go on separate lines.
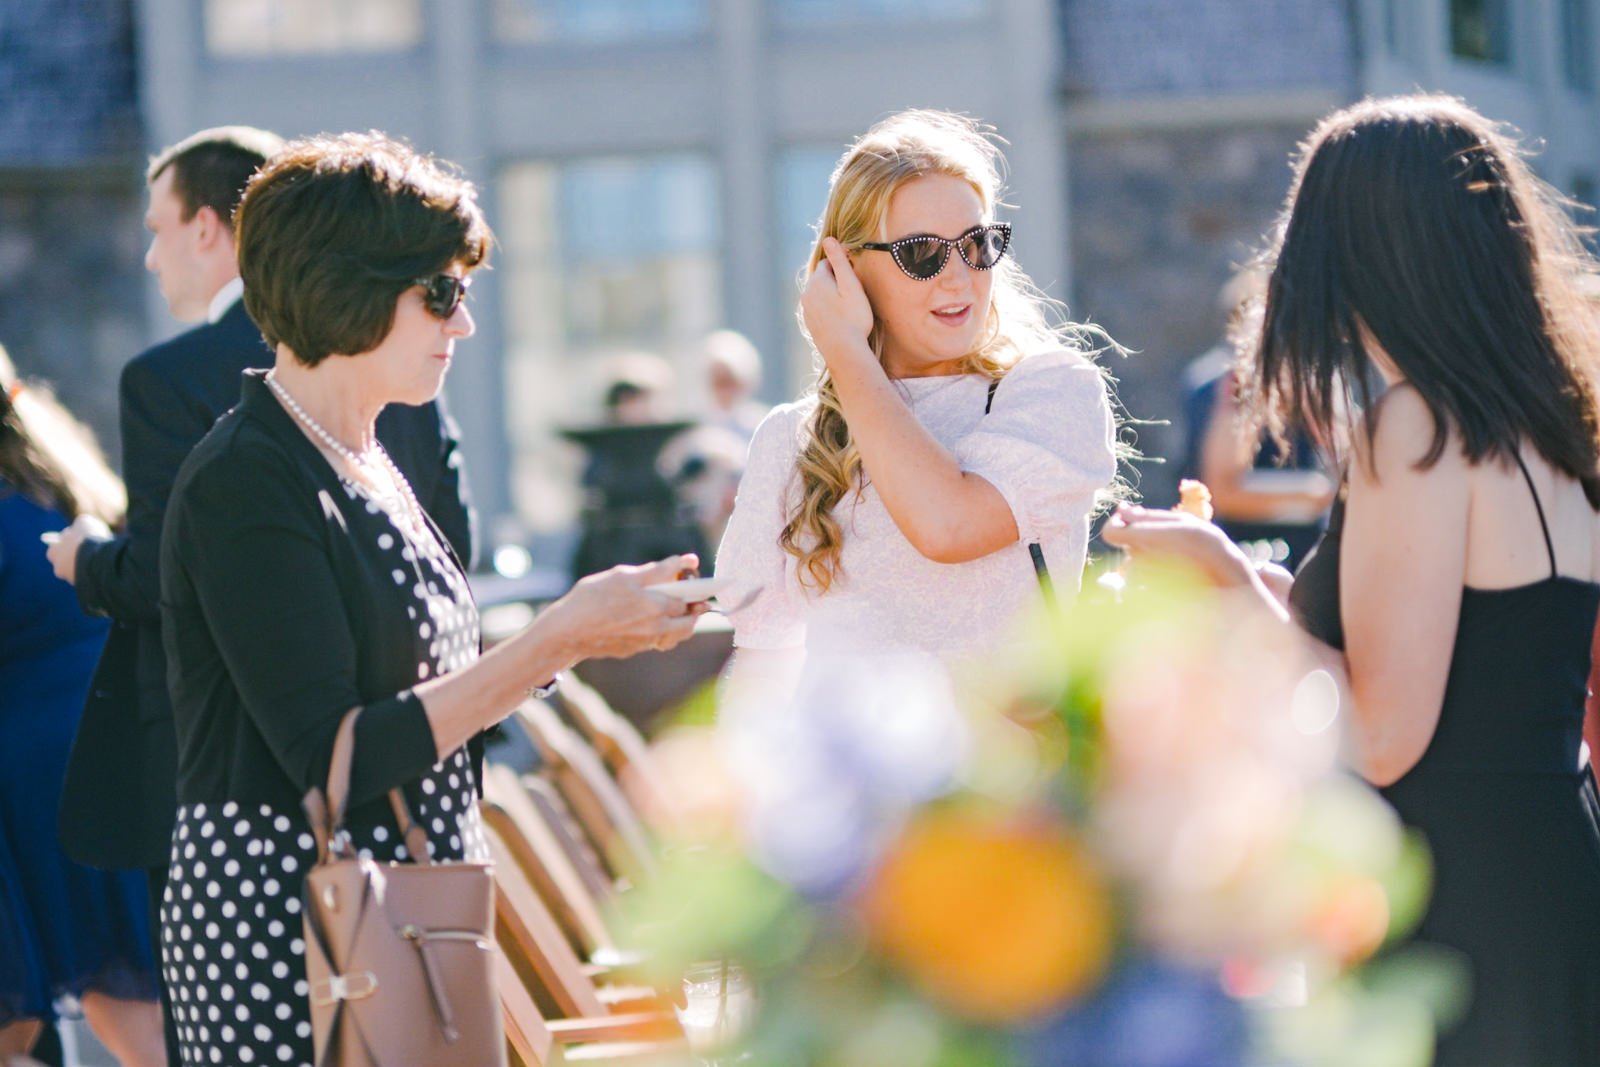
44, 126, 476, 1059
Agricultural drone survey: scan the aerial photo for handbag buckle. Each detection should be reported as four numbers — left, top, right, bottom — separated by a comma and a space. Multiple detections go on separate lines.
328, 828, 355, 859
310, 970, 379, 1007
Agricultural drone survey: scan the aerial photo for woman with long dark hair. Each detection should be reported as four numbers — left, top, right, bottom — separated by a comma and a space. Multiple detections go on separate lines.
1106, 94, 1600, 1063
0, 348, 166, 1067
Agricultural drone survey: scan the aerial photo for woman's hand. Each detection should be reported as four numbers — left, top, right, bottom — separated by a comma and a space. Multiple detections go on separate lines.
44, 513, 112, 586
1100, 504, 1257, 589
800, 237, 877, 373
542, 554, 707, 663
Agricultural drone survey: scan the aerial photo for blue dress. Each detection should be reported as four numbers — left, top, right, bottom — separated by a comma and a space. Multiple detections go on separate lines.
0, 482, 158, 1024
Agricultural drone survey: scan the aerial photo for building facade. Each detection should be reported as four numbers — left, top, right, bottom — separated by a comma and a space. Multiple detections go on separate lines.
1062, 0, 1600, 506
0, 0, 145, 457
133, 0, 1068, 553
8, 0, 1594, 557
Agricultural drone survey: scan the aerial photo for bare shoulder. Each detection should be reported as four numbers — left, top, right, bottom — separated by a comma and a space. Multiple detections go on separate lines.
1355, 382, 1466, 486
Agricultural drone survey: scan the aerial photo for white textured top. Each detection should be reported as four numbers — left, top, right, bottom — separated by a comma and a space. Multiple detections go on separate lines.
715, 349, 1116, 661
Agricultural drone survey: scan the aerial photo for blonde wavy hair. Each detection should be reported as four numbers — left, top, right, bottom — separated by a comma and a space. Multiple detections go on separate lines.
781, 109, 1112, 593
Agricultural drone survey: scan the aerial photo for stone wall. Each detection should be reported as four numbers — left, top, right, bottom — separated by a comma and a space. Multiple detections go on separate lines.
1068, 123, 1311, 504
0, 173, 148, 458
0, 0, 145, 463
1056, 0, 1359, 507
0, 0, 141, 164
1057, 0, 1357, 97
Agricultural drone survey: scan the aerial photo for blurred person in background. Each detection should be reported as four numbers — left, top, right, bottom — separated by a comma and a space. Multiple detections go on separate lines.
157, 132, 701, 1067
601, 351, 675, 426
716, 108, 1118, 714
1106, 95, 1600, 1065
569, 353, 706, 577
43, 125, 475, 1064
660, 424, 747, 566
699, 328, 768, 444
0, 348, 165, 1067
1177, 268, 1334, 569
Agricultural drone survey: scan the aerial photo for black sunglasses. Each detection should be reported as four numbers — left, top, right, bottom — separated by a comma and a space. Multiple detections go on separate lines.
859, 222, 1011, 281
413, 273, 470, 319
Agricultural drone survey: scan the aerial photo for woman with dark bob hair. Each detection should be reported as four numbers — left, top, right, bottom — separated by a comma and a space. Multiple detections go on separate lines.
157, 132, 703, 1067
1106, 95, 1600, 1063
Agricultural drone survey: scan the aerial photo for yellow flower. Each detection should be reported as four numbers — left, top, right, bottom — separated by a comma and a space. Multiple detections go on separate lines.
861, 808, 1115, 1023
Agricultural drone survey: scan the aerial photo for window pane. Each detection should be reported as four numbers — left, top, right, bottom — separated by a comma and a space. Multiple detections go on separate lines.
205, 0, 421, 56
1382, 0, 1401, 54
775, 0, 982, 27
1563, 0, 1594, 91
1449, 0, 1510, 64
491, 0, 706, 43
775, 146, 841, 394
498, 156, 722, 536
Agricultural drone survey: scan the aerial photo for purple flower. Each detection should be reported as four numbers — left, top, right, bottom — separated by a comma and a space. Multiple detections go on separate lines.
1014, 958, 1249, 1067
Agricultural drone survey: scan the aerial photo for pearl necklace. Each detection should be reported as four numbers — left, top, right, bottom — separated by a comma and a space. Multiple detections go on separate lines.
265, 372, 426, 536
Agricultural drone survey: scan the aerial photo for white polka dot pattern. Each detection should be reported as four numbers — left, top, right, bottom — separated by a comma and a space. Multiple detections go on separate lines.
161, 487, 484, 1066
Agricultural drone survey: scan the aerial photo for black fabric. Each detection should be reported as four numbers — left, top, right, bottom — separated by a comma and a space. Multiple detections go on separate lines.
161, 370, 468, 813
159, 367, 485, 1066
1287, 488, 1346, 649
144, 864, 179, 1067
59, 300, 476, 870
160, 753, 486, 1067
1289, 465, 1600, 1065
29, 1023, 62, 1066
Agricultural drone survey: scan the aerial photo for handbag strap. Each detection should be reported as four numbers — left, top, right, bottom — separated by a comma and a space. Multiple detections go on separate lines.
302, 706, 433, 867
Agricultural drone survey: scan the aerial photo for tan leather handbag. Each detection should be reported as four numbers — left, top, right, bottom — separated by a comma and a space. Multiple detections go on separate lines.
300, 709, 506, 1067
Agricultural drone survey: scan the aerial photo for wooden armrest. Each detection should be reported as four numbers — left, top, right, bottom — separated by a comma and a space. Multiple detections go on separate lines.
594, 984, 670, 1013
559, 1038, 685, 1063
546, 1011, 682, 1045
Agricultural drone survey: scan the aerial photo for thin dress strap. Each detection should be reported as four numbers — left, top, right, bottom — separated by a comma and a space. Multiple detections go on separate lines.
1511, 450, 1558, 579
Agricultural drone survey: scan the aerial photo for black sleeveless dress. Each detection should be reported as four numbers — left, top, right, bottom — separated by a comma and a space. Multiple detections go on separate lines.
1290, 460, 1600, 1066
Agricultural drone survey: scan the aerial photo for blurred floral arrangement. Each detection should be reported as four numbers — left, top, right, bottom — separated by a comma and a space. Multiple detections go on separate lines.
618, 563, 1464, 1067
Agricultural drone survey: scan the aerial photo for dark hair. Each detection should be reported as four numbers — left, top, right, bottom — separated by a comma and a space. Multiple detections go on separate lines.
0, 345, 124, 525
234, 132, 491, 367
147, 126, 284, 231
1244, 94, 1600, 506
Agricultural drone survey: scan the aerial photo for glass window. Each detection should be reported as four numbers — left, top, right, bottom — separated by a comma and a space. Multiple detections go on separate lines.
1381, 0, 1401, 54
491, 0, 706, 44
1449, 0, 1510, 64
1563, 0, 1594, 92
774, 0, 982, 27
498, 156, 722, 536
775, 146, 841, 394
205, 0, 421, 56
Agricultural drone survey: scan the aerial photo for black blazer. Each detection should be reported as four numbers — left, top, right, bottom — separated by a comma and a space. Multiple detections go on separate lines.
59, 298, 476, 869
162, 370, 471, 818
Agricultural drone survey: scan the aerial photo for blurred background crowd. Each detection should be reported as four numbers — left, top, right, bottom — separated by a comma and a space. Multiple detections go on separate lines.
5, 0, 1597, 585
4, 3, 1600, 1066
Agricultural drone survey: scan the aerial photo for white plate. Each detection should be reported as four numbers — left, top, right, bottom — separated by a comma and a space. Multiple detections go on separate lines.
646, 576, 734, 604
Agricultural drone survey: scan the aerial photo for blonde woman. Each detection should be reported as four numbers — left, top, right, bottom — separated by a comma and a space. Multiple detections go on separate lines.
716, 110, 1118, 720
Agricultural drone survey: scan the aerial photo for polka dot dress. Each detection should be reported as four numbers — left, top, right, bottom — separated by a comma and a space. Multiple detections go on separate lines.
161, 483, 485, 1067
